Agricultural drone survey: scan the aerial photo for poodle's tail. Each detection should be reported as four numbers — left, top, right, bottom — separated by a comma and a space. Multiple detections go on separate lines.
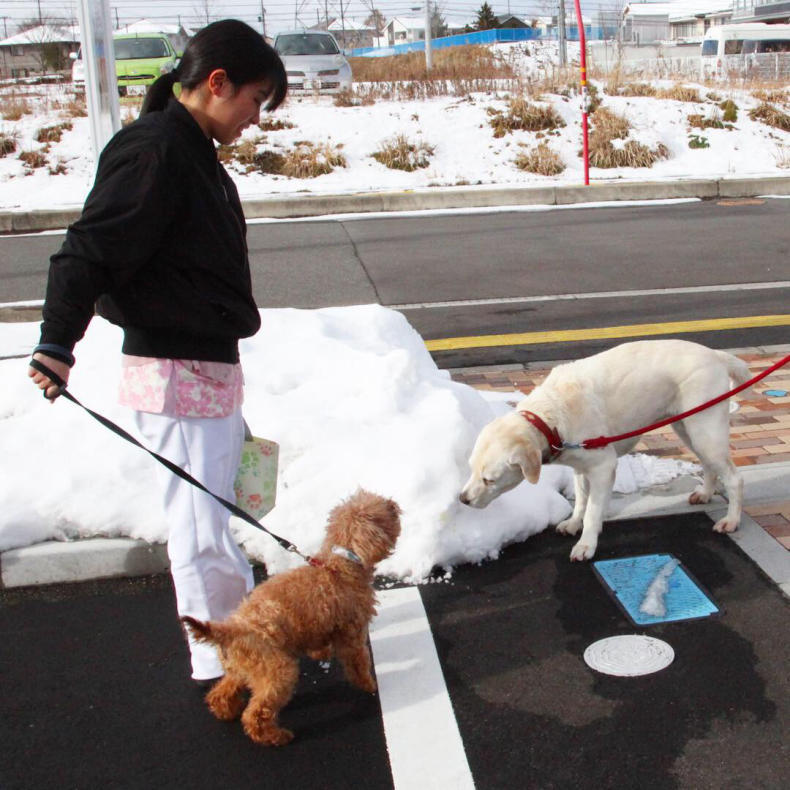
181, 615, 244, 648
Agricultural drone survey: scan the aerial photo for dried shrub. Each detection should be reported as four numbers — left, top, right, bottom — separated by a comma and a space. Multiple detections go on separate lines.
752, 89, 788, 106
687, 111, 725, 130
609, 82, 657, 97
281, 141, 347, 178
35, 121, 73, 144
774, 144, 790, 169
587, 108, 668, 168
253, 149, 286, 174
749, 102, 790, 132
0, 132, 18, 156
656, 84, 702, 103
258, 117, 294, 131
1, 97, 31, 121
49, 160, 67, 175
349, 45, 514, 83
19, 149, 48, 170
217, 145, 235, 164
514, 142, 565, 175
63, 98, 87, 118
488, 96, 565, 138
372, 134, 434, 171
590, 107, 630, 141
234, 140, 258, 166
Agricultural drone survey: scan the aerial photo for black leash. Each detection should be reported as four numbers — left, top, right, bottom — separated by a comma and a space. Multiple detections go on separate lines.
29, 358, 313, 564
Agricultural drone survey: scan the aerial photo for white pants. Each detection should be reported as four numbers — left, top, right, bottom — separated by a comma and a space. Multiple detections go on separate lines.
134, 408, 254, 680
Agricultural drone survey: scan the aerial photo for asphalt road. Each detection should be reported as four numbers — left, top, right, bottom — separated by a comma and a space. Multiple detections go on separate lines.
2, 198, 788, 366
2, 513, 789, 789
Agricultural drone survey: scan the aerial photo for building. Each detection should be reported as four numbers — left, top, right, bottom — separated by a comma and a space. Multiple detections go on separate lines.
669, 0, 732, 40
732, 0, 790, 21
0, 23, 80, 79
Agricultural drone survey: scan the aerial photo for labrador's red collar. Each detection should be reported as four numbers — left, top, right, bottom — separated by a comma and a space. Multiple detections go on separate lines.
519, 410, 563, 459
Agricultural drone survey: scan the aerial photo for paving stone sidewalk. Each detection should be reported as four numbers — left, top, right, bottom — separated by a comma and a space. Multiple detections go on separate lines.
450, 346, 790, 551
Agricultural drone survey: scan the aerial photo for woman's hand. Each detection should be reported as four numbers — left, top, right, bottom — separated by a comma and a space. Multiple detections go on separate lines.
28, 352, 71, 401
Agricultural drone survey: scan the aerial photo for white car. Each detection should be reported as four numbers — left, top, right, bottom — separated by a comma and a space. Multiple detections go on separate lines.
274, 30, 352, 94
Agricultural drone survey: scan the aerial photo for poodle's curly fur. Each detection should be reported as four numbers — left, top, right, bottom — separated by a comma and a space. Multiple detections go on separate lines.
182, 489, 401, 746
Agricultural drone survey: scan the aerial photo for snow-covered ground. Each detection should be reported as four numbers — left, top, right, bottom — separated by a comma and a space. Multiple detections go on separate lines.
1, 309, 701, 581
1, 42, 787, 211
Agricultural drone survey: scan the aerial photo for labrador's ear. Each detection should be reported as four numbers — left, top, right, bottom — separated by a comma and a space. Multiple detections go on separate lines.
511, 441, 542, 485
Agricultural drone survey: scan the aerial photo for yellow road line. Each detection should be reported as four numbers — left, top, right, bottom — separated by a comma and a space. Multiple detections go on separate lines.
425, 315, 790, 352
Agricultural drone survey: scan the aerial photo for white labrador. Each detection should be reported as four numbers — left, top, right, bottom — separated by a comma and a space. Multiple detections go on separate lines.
460, 340, 750, 561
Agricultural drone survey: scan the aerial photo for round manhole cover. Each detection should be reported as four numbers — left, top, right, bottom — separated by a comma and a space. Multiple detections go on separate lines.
583, 635, 674, 677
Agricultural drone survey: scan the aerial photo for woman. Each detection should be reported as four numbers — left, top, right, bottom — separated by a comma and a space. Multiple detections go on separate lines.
28, 20, 287, 686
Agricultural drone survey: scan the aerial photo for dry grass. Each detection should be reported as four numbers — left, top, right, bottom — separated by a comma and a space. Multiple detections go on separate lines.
514, 142, 565, 175
752, 89, 788, 106
35, 121, 73, 144
258, 117, 294, 131
372, 134, 434, 171
19, 149, 48, 170
350, 45, 515, 83
774, 144, 790, 168
488, 96, 565, 138
656, 84, 703, 103
62, 98, 87, 118
252, 149, 287, 174
687, 110, 725, 130
588, 107, 668, 168
0, 132, 18, 156
1, 97, 32, 121
590, 107, 630, 140
281, 141, 347, 178
749, 102, 790, 131
607, 82, 657, 97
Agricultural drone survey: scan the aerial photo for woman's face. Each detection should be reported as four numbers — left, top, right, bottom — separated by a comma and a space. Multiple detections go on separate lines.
210, 78, 272, 145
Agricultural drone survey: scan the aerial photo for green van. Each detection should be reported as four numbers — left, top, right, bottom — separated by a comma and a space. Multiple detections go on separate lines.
113, 33, 180, 95
71, 32, 181, 95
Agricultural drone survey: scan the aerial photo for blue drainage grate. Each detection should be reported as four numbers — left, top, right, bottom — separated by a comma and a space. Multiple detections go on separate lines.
593, 554, 720, 626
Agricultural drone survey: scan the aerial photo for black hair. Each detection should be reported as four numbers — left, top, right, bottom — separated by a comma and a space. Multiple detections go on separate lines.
141, 19, 287, 116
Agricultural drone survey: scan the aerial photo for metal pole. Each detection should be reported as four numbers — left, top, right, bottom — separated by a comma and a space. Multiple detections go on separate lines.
424, 1, 432, 71
558, 0, 567, 67
260, 3, 267, 37
573, 0, 589, 185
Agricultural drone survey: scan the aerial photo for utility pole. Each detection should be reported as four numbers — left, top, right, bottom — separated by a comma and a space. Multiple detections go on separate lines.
259, 2, 267, 37
424, 2, 432, 71
1, 16, 8, 38
558, 0, 567, 67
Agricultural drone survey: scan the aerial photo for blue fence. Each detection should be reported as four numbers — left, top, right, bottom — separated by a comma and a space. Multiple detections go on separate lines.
350, 27, 606, 57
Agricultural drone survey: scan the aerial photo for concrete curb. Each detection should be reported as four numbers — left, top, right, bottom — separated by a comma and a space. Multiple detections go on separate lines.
2, 176, 790, 233
3, 462, 788, 590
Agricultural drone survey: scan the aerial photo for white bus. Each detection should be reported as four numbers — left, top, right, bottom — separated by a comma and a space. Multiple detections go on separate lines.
700, 22, 790, 79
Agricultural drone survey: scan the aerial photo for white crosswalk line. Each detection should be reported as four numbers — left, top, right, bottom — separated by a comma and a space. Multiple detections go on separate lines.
370, 586, 475, 790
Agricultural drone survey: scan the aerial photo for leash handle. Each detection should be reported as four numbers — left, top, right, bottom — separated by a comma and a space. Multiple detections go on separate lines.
30, 357, 68, 401
28, 358, 312, 562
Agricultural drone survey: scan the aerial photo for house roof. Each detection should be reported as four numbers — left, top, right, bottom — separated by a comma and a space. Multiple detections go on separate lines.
116, 19, 195, 36
624, 0, 732, 19
0, 23, 80, 47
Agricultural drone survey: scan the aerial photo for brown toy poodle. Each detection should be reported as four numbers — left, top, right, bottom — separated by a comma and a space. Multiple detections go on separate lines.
182, 488, 401, 746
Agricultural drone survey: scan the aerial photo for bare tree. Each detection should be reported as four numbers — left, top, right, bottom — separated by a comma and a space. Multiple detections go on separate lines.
192, 0, 214, 27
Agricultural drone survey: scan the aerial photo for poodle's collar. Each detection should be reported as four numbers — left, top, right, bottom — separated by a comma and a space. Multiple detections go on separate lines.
331, 545, 363, 565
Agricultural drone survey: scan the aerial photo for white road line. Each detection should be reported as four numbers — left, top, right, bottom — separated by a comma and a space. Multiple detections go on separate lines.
390, 281, 790, 311
370, 586, 475, 790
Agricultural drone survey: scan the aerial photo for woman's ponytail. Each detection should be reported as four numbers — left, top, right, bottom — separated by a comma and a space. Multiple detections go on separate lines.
141, 70, 179, 116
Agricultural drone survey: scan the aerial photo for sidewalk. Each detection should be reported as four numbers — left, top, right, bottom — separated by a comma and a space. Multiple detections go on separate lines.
449, 345, 790, 556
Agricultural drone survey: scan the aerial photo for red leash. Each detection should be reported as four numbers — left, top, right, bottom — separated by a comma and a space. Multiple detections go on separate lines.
581, 353, 790, 450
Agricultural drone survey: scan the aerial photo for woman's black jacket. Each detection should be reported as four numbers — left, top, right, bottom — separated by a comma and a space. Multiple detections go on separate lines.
39, 99, 261, 364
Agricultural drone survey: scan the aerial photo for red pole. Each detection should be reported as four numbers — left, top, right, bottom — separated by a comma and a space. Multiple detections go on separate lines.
573, 0, 589, 185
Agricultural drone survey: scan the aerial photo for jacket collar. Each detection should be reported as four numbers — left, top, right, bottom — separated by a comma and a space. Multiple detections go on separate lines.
165, 98, 218, 161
